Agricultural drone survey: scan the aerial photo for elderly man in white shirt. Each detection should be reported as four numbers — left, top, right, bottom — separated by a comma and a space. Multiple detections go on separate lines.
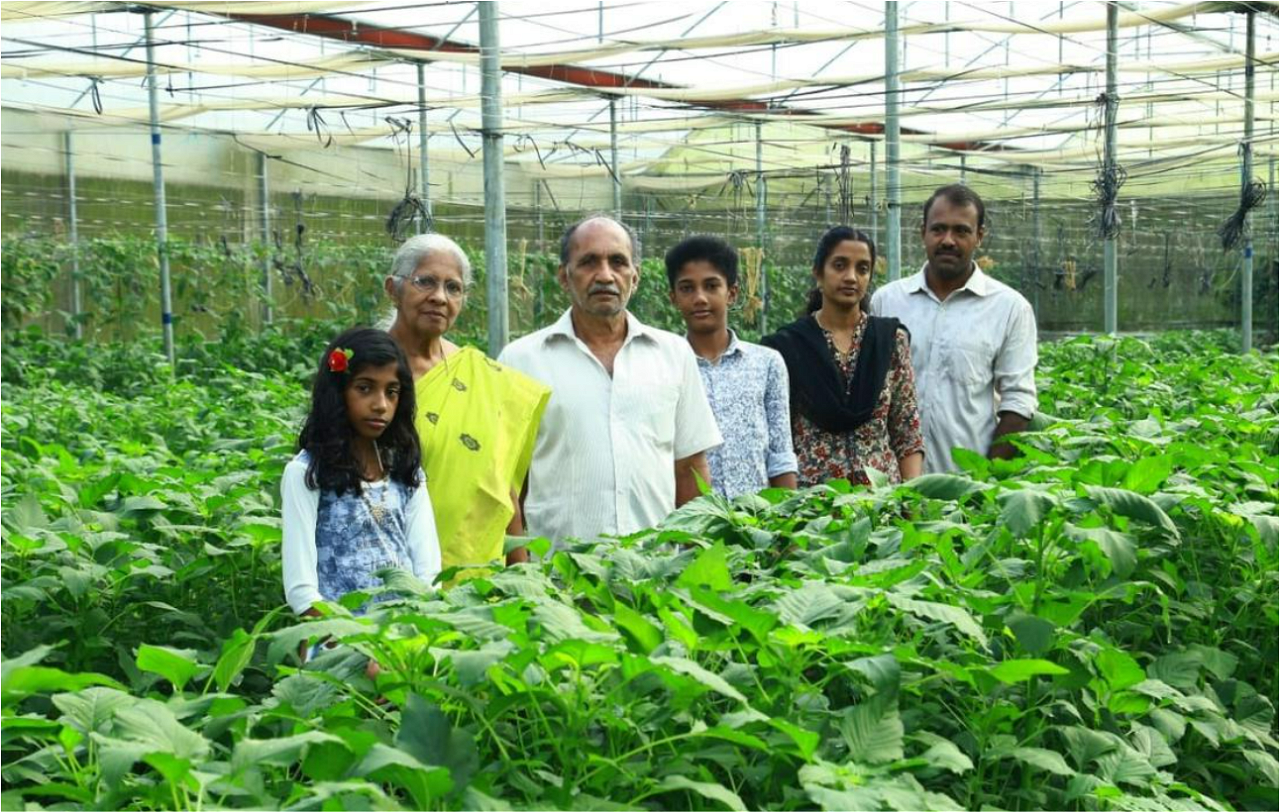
870, 184, 1038, 473
498, 215, 723, 543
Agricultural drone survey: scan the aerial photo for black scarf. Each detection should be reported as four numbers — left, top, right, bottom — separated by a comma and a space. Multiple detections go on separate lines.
761, 314, 903, 433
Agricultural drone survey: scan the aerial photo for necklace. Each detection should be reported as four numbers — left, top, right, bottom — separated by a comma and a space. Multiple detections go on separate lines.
360, 442, 389, 525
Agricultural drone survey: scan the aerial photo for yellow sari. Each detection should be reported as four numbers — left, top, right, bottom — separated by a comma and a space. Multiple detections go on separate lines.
415, 346, 550, 574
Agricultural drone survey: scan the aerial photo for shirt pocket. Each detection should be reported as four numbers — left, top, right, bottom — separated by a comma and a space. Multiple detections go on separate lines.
940, 338, 994, 389
621, 379, 680, 453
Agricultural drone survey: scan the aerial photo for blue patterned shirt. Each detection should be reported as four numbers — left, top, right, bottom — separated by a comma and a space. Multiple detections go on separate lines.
692, 331, 798, 498
282, 451, 442, 614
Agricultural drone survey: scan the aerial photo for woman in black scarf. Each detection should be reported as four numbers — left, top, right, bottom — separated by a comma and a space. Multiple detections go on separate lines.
762, 227, 924, 487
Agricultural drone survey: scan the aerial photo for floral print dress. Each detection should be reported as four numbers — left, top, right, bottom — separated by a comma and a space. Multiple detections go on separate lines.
792, 316, 924, 487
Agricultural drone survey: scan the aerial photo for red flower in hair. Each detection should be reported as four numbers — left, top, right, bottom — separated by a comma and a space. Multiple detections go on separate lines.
328, 348, 353, 373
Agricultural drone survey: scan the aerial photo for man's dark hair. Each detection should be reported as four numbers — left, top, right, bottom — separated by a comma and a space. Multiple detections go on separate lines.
921, 184, 986, 230
559, 215, 641, 266
663, 235, 739, 290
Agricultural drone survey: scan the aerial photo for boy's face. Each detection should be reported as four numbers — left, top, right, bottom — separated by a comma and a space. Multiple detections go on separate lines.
669, 260, 738, 336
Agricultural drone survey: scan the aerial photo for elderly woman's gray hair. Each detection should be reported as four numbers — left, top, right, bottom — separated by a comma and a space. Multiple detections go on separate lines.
389, 233, 473, 292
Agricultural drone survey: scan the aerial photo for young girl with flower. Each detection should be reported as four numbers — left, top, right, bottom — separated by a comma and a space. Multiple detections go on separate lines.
281, 328, 441, 639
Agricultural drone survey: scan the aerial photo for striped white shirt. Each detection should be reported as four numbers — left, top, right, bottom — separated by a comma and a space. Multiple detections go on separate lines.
870, 264, 1038, 473
498, 309, 723, 543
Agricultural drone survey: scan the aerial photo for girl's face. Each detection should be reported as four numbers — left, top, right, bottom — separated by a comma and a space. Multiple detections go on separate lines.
815, 239, 873, 311
387, 254, 466, 338
344, 362, 402, 441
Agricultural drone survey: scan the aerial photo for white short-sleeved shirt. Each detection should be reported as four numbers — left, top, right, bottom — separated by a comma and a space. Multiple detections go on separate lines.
498, 308, 723, 542
870, 264, 1038, 473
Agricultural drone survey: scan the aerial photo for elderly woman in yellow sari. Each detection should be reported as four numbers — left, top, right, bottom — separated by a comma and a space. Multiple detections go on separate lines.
385, 233, 550, 573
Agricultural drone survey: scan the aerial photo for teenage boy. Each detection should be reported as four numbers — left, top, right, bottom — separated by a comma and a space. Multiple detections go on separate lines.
666, 235, 797, 498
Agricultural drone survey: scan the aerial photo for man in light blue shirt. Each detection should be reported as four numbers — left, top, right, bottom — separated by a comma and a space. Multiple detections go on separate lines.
666, 235, 798, 498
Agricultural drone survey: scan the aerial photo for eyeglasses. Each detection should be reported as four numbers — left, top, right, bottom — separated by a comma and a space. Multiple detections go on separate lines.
407, 274, 466, 299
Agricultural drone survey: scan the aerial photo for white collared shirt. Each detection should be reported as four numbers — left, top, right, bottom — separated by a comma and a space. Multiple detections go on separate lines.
498, 308, 723, 542
870, 264, 1038, 473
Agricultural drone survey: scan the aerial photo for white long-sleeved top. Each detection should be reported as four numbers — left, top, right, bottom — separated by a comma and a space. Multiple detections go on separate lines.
281, 453, 441, 614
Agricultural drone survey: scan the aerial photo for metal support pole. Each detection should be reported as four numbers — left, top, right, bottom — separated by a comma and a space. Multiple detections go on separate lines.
535, 181, 544, 253
824, 173, 832, 226
1103, 3, 1119, 335
417, 62, 432, 233
869, 140, 879, 246
144, 11, 175, 363
1031, 166, 1042, 321
610, 98, 621, 218
756, 121, 768, 334
885, 2, 902, 281
1241, 10, 1256, 353
64, 131, 82, 340
479, 1, 508, 356
959, 153, 967, 185
259, 152, 272, 325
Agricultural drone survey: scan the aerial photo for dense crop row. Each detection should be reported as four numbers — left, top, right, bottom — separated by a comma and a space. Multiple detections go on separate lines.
2, 330, 1277, 811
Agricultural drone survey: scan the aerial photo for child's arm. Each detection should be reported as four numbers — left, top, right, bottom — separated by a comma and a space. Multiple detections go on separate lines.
405, 473, 443, 587
281, 458, 324, 615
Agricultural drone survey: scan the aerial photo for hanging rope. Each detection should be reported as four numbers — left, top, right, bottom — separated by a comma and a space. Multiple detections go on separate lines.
836, 143, 853, 226
305, 106, 334, 148
384, 116, 430, 241
88, 77, 104, 114
1217, 155, 1268, 250
1089, 92, 1127, 241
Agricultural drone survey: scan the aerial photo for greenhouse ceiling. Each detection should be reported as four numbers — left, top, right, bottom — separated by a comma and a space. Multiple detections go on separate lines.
1, 0, 1277, 190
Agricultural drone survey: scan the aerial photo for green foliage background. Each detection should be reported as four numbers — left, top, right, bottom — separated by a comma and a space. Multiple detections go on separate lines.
1, 325, 1277, 810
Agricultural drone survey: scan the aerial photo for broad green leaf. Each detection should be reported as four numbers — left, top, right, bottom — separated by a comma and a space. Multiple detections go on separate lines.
1149, 651, 1202, 690
1096, 648, 1146, 691
843, 654, 900, 700
357, 744, 454, 808
838, 699, 904, 765
1010, 746, 1075, 776
650, 655, 747, 704
1122, 455, 1173, 494
1006, 612, 1056, 655
136, 645, 200, 692
112, 699, 210, 761
769, 718, 821, 759
51, 687, 133, 736
266, 617, 372, 664
918, 737, 974, 775
1057, 726, 1120, 769
1243, 750, 1280, 789
433, 642, 516, 687
906, 474, 991, 501
2, 665, 124, 705
1065, 524, 1138, 578
687, 586, 778, 643
395, 693, 478, 790
987, 659, 1069, 684
531, 599, 619, 644
1083, 485, 1180, 540
998, 489, 1058, 537
212, 629, 256, 693
775, 581, 856, 629
1129, 723, 1177, 768
1094, 745, 1157, 787
655, 775, 747, 812
611, 602, 663, 654
141, 752, 193, 790
675, 541, 733, 592
232, 731, 344, 772
1189, 644, 1238, 680
885, 593, 988, 647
